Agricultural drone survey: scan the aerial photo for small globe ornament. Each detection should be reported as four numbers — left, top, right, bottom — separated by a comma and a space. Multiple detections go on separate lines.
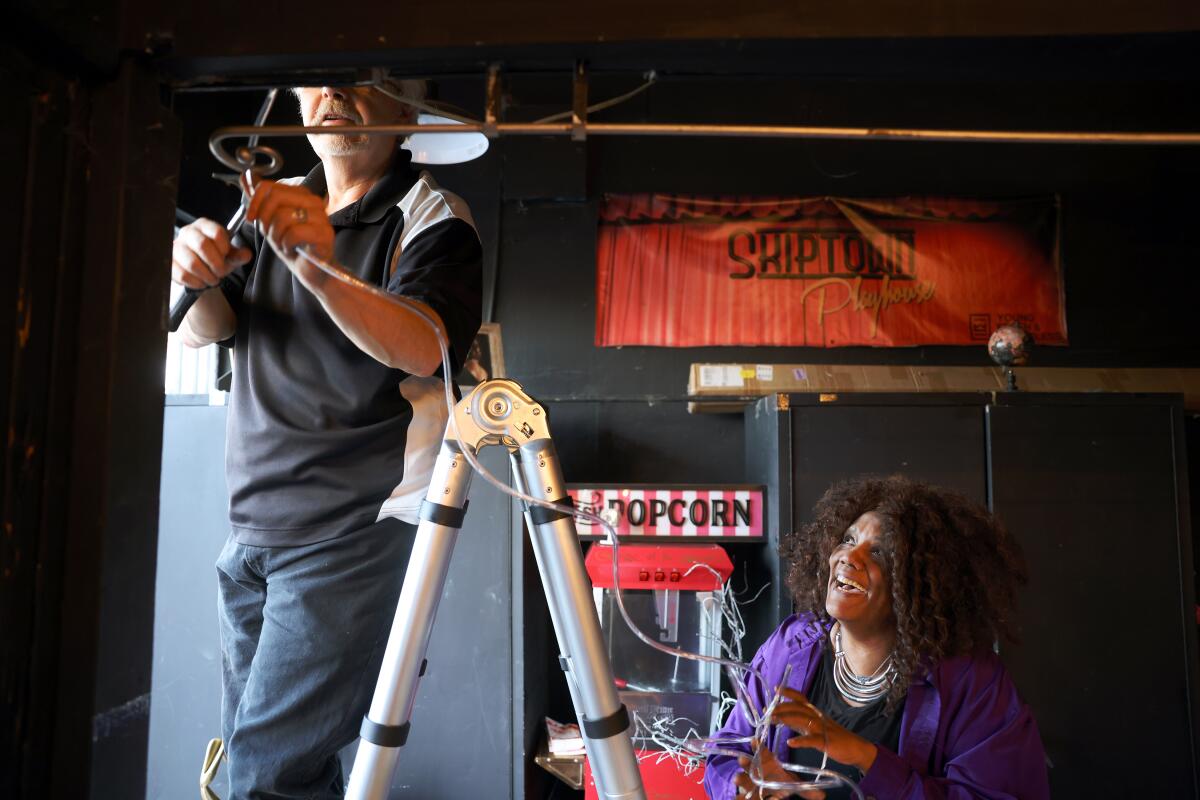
987, 323, 1034, 390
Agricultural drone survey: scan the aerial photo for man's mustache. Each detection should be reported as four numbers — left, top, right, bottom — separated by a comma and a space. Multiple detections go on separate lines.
311, 101, 362, 124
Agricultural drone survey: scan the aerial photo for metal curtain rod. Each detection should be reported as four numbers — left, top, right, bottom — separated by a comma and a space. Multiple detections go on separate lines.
207, 62, 1200, 172
208, 121, 1200, 171
210, 118, 1200, 146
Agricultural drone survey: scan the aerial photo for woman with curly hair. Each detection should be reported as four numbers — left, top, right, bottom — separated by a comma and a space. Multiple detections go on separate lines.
703, 475, 1049, 799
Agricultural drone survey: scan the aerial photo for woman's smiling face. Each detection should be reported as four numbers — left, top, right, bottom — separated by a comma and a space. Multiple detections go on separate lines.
825, 511, 894, 633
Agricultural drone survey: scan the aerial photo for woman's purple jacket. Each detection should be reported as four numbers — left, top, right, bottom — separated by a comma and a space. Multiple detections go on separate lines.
703, 614, 1050, 800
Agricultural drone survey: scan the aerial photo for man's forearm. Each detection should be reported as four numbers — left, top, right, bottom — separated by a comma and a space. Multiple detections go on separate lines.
180, 288, 237, 348
302, 268, 445, 376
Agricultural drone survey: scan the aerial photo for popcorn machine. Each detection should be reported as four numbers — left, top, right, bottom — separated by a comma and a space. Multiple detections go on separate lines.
583, 544, 734, 798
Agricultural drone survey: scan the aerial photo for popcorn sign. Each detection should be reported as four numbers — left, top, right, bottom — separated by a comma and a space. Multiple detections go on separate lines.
567, 485, 764, 539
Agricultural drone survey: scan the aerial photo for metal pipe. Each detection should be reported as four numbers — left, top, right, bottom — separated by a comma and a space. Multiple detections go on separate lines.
210, 120, 1200, 170
584, 122, 1200, 144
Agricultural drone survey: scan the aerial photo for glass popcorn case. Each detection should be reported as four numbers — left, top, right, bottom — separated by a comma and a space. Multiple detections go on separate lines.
584, 544, 734, 748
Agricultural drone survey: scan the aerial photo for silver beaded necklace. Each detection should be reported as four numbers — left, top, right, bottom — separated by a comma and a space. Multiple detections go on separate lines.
831, 623, 897, 704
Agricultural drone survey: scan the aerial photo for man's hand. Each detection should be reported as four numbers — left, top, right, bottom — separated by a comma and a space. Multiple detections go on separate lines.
772, 687, 878, 774
733, 737, 825, 800
244, 179, 335, 289
172, 218, 252, 289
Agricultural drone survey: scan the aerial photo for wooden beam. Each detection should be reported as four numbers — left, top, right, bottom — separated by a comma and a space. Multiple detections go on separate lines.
687, 363, 1200, 412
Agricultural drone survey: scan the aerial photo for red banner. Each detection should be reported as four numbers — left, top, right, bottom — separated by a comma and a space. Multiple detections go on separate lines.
595, 195, 1066, 347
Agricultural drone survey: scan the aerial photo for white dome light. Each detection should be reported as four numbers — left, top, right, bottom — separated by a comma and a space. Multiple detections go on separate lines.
402, 114, 490, 165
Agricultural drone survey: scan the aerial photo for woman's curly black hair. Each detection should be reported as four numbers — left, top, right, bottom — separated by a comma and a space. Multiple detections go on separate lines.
779, 475, 1028, 708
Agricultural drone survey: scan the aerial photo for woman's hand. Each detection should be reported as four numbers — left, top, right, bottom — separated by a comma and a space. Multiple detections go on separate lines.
771, 687, 878, 773
731, 738, 825, 800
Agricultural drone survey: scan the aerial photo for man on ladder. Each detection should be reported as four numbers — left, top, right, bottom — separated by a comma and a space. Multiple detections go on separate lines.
173, 79, 482, 799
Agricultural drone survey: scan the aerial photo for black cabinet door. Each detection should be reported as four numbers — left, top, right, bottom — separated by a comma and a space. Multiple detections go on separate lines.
744, 394, 991, 677
789, 396, 989, 530
988, 398, 1199, 798
770, 396, 990, 637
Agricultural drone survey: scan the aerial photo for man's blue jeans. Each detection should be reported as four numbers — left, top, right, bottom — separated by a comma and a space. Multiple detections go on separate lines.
216, 517, 416, 799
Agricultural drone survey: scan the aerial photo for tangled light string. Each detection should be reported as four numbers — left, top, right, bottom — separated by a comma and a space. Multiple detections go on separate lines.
207, 106, 864, 799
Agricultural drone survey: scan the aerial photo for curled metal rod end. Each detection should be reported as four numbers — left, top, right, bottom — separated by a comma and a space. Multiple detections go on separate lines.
209, 136, 285, 177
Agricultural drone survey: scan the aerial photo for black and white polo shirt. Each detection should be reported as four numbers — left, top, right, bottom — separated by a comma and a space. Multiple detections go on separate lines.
219, 150, 482, 546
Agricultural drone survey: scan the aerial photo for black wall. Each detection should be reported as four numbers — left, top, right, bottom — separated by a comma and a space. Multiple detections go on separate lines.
2, 55, 179, 799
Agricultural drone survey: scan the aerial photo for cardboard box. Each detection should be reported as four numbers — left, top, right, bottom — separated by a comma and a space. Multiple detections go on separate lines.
686, 363, 1200, 413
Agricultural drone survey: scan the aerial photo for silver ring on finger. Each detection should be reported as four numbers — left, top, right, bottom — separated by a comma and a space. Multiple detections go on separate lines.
291, 207, 307, 222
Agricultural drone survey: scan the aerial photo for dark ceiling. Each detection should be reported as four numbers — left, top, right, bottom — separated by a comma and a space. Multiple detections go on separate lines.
11, 0, 1200, 87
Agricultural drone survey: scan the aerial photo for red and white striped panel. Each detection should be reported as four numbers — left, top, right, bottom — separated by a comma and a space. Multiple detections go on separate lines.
568, 487, 764, 538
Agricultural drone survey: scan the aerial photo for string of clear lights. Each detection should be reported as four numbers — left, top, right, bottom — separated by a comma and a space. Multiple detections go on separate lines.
280, 236, 866, 798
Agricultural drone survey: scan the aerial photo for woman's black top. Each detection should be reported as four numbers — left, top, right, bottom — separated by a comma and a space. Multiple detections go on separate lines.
785, 644, 906, 799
